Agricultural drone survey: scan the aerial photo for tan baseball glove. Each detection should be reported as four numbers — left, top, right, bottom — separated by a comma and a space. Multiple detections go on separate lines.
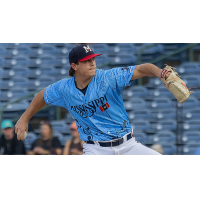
161, 65, 194, 103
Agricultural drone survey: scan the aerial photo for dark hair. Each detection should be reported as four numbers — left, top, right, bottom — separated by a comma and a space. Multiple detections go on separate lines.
38, 121, 53, 147
69, 62, 79, 77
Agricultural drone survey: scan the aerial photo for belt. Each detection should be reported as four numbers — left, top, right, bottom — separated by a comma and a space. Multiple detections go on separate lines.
85, 132, 133, 147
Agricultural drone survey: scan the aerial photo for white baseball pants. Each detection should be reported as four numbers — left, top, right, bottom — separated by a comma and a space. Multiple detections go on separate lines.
83, 134, 161, 155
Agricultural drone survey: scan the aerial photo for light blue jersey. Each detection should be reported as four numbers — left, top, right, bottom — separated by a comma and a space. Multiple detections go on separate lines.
44, 66, 136, 141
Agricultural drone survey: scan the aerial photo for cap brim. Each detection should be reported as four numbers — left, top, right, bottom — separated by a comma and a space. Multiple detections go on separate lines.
78, 54, 102, 62
2, 126, 12, 129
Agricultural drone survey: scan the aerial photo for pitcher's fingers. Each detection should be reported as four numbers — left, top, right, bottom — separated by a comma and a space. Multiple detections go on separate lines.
21, 132, 25, 141
15, 126, 18, 134
17, 129, 21, 140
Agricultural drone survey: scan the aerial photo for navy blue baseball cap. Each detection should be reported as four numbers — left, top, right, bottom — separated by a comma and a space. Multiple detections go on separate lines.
69, 44, 102, 65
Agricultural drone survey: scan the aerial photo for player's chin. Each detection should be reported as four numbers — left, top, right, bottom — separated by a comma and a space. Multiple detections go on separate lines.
89, 68, 96, 76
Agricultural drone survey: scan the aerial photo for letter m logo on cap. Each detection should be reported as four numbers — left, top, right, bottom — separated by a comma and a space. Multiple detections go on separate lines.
83, 45, 93, 53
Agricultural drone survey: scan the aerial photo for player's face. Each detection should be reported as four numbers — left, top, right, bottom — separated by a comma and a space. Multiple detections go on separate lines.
76, 58, 96, 77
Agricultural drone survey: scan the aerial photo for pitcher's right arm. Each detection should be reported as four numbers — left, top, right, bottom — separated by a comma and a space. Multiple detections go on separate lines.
15, 88, 46, 141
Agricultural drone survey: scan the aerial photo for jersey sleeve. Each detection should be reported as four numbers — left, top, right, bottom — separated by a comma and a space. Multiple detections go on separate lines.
104, 66, 136, 92
44, 79, 67, 108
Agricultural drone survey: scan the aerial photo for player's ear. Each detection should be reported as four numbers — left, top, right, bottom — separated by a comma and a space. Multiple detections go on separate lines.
71, 63, 77, 71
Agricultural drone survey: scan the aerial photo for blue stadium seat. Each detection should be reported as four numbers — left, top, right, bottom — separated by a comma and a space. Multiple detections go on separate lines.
55, 56, 69, 66
64, 43, 77, 50
0, 47, 6, 56
30, 56, 56, 67
50, 120, 69, 134
29, 66, 56, 77
14, 43, 42, 47
0, 68, 4, 77
0, 89, 28, 100
161, 143, 177, 155
3, 67, 30, 78
30, 45, 57, 56
3, 100, 29, 119
4, 57, 30, 67
137, 43, 164, 54
183, 120, 200, 131
162, 43, 185, 52
183, 108, 200, 120
0, 77, 29, 89
55, 66, 71, 78
95, 55, 109, 68
181, 75, 200, 88
29, 77, 56, 89
23, 132, 38, 151
56, 46, 70, 56
31, 106, 56, 121
124, 98, 146, 111
148, 88, 175, 98
146, 98, 173, 109
53, 43, 74, 56
187, 89, 200, 98
90, 44, 109, 54
48, 43, 65, 47
151, 109, 176, 120
151, 131, 176, 144
146, 77, 162, 87
128, 109, 151, 122
150, 120, 177, 131
131, 120, 151, 131
134, 132, 147, 144
0, 58, 5, 67
162, 43, 188, 62
179, 97, 199, 109
182, 131, 200, 144
183, 144, 200, 155
6, 47, 31, 57
109, 55, 137, 66
109, 43, 136, 55
0, 43, 16, 48
0, 80, 4, 88
122, 86, 148, 100
176, 62, 200, 75
137, 44, 164, 62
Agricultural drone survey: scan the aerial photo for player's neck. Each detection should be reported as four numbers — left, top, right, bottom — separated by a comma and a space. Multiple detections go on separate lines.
74, 75, 93, 89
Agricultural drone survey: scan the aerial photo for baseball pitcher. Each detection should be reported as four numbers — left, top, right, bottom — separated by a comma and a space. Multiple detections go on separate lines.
15, 44, 193, 155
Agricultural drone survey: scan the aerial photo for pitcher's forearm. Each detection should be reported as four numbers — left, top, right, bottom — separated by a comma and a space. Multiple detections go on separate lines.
20, 88, 47, 121
138, 63, 162, 78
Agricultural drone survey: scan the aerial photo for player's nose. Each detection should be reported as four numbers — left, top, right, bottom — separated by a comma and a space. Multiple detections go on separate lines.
90, 59, 95, 65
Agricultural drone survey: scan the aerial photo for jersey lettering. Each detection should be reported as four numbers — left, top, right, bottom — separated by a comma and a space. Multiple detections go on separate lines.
71, 94, 108, 118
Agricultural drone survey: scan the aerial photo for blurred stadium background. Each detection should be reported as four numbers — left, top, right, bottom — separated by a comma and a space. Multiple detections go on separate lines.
0, 43, 200, 155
